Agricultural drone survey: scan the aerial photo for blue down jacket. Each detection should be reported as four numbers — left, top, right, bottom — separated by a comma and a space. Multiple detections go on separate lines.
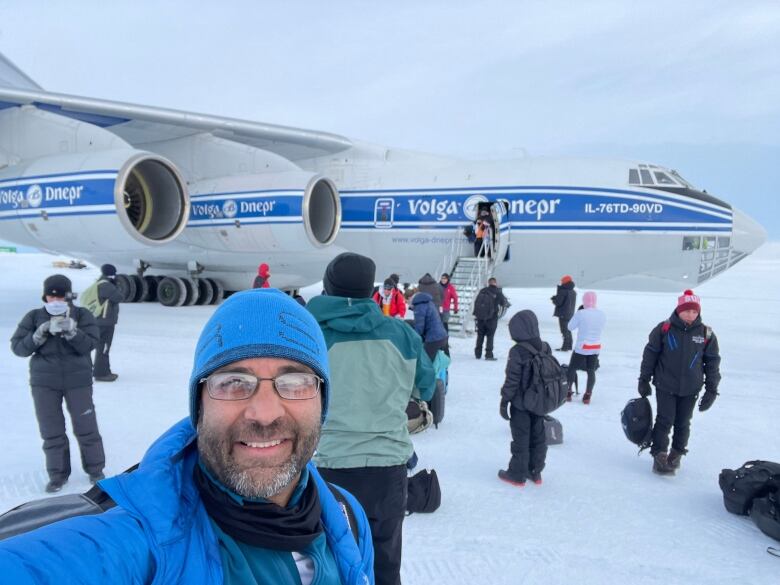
0, 418, 374, 585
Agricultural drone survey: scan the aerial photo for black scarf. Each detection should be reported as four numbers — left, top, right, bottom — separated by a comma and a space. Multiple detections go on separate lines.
194, 464, 323, 551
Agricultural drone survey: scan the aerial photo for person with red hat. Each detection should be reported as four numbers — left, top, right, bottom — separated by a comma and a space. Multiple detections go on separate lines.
637, 289, 722, 475
252, 263, 271, 289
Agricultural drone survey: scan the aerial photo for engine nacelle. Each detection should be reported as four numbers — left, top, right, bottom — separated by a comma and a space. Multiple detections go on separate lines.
180, 170, 341, 254
0, 149, 189, 253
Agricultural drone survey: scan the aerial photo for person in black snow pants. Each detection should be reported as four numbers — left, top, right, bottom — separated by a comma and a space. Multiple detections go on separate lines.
498, 310, 549, 487
638, 289, 721, 475
10, 275, 106, 493
473, 277, 508, 360
93, 264, 124, 382
551, 275, 576, 351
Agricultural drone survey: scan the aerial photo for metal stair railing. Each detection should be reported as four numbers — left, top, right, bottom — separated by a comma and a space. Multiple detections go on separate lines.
446, 238, 496, 336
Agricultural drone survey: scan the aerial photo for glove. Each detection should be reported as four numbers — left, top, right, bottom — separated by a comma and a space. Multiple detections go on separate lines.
699, 391, 718, 412
638, 379, 652, 397
58, 317, 77, 333
32, 321, 51, 346
500, 399, 510, 421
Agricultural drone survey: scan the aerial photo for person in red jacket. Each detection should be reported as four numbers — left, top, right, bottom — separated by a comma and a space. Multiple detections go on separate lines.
372, 278, 407, 318
439, 273, 459, 332
252, 263, 270, 288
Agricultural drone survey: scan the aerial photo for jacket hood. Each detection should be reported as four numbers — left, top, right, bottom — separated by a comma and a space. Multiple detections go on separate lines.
418, 273, 436, 286
509, 310, 541, 342
411, 292, 433, 307
559, 281, 575, 290
307, 295, 387, 334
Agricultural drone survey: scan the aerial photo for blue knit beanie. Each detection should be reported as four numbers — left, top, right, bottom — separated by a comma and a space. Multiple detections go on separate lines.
188, 288, 330, 426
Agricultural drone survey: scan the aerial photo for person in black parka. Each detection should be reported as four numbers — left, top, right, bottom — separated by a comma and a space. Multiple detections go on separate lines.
498, 310, 549, 486
638, 289, 721, 475
10, 275, 106, 493
93, 263, 124, 382
551, 275, 577, 351
473, 277, 508, 360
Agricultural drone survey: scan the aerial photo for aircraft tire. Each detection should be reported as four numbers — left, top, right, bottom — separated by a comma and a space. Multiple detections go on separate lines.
130, 274, 149, 302
143, 275, 159, 302
181, 277, 199, 306
115, 274, 137, 303
157, 276, 186, 307
195, 278, 214, 305
206, 278, 224, 304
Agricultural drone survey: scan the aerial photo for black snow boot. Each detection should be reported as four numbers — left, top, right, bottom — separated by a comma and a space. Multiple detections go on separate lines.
652, 452, 674, 475
45, 478, 67, 493
667, 450, 684, 470
498, 469, 526, 487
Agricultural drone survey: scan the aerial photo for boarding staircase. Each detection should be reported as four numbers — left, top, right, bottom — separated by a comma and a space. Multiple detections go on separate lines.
437, 234, 497, 336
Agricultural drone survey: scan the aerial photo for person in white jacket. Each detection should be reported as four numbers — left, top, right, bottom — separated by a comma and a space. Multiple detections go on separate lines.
566, 291, 606, 404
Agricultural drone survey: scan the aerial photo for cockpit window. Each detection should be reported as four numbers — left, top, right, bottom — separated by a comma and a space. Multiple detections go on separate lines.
639, 169, 653, 184
628, 169, 640, 185
653, 171, 676, 185
669, 170, 694, 189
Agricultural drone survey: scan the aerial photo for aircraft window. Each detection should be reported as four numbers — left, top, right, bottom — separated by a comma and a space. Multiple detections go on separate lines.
670, 170, 694, 189
718, 236, 730, 248
682, 236, 701, 251
629, 169, 640, 184
639, 169, 653, 184
653, 171, 676, 185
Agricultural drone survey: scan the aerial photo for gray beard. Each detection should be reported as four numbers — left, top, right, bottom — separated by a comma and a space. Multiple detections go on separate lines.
197, 417, 320, 499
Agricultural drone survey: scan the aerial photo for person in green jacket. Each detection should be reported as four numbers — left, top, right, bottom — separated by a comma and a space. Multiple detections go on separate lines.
308, 252, 436, 585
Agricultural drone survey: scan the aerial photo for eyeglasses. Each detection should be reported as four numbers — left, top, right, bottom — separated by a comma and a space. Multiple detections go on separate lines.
200, 371, 322, 401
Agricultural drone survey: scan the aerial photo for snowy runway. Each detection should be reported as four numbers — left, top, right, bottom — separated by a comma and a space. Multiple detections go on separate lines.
1, 246, 778, 583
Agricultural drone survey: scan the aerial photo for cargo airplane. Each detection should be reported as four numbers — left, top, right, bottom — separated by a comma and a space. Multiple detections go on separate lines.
0, 52, 766, 306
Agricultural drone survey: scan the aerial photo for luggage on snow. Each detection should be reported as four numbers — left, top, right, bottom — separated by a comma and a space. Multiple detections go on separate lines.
543, 415, 564, 445
621, 397, 653, 449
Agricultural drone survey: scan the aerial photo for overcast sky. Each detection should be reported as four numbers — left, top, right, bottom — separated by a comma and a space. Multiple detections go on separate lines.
0, 0, 778, 235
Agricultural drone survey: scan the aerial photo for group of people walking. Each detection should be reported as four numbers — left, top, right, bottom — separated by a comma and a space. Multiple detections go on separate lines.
497, 275, 721, 488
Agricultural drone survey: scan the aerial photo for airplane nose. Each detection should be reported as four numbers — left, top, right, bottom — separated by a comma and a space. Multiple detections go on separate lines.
731, 207, 767, 255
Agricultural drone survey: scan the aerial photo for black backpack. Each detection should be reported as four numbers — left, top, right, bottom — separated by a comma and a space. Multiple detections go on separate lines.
428, 379, 446, 428
473, 288, 496, 320
751, 492, 780, 543
517, 342, 568, 415
718, 460, 780, 516
621, 397, 653, 450
406, 469, 441, 514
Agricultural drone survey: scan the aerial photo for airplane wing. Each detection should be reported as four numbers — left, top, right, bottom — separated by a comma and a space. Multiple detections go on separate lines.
0, 86, 353, 161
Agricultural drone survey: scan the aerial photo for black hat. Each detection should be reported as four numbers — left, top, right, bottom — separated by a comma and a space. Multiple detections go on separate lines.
42, 274, 72, 301
440, 273, 450, 280
383, 278, 395, 288
323, 253, 376, 298
389, 273, 400, 286
100, 263, 117, 277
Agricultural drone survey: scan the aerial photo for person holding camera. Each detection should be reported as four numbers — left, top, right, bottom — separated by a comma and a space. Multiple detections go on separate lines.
10, 274, 106, 493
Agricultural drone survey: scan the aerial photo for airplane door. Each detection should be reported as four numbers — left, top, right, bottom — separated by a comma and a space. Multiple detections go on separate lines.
490, 201, 510, 262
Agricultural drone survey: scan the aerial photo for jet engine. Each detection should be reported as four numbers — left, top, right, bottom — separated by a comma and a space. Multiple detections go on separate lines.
0, 149, 189, 253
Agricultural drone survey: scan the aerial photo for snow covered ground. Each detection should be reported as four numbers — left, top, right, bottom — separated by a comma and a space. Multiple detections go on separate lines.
1, 245, 778, 583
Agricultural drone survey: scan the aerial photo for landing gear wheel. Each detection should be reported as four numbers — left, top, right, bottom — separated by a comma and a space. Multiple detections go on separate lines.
143, 275, 159, 302
129, 274, 149, 302
206, 278, 224, 304
181, 277, 198, 306
115, 274, 136, 303
157, 276, 186, 307
195, 278, 214, 305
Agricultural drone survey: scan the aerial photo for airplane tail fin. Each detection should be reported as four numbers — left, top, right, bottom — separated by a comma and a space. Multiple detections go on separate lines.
0, 51, 42, 91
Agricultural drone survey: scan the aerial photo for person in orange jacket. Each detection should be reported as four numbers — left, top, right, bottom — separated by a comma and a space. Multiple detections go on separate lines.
372, 278, 407, 318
